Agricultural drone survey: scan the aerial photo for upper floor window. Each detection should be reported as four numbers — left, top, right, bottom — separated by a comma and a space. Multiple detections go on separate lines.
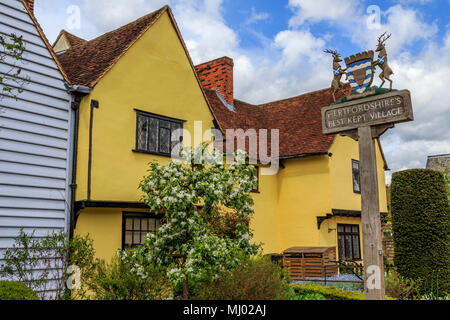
352, 160, 361, 194
135, 110, 184, 157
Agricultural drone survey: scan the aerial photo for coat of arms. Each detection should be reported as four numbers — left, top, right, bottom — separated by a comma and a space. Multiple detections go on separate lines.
325, 33, 394, 102
345, 51, 374, 94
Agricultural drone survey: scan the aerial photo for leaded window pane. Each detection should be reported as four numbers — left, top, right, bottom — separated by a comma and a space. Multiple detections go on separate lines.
136, 112, 183, 156
171, 122, 182, 157
137, 115, 148, 150
159, 127, 171, 154
147, 118, 159, 153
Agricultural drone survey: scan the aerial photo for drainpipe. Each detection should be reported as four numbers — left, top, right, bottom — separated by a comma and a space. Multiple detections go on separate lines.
66, 84, 92, 239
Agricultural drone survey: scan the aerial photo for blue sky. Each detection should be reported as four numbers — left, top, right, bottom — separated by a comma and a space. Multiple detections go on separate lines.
35, 0, 450, 182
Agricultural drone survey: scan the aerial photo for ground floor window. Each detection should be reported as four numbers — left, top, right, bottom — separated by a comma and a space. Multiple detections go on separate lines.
337, 224, 361, 261
122, 212, 162, 249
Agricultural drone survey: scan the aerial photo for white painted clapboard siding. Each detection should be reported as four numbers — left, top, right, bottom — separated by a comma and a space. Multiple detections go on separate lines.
0, 0, 73, 298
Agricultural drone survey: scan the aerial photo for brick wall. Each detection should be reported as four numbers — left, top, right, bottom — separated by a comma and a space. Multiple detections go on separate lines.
195, 56, 234, 105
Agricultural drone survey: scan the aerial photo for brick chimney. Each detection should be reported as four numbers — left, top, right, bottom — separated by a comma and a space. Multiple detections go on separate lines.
24, 0, 35, 14
195, 56, 234, 105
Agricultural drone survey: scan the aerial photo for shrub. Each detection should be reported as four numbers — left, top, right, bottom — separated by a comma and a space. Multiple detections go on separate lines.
297, 293, 326, 300
420, 293, 449, 300
391, 169, 450, 294
192, 256, 290, 300
384, 269, 420, 300
291, 284, 365, 300
0, 229, 97, 300
0, 281, 39, 300
85, 255, 172, 300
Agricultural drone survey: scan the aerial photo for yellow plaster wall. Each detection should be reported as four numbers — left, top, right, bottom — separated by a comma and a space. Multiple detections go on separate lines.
74, 12, 215, 259
328, 135, 388, 212
74, 11, 215, 203
251, 171, 279, 254
274, 155, 332, 253
328, 135, 362, 211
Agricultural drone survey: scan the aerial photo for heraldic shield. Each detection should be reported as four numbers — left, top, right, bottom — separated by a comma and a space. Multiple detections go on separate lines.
345, 51, 375, 94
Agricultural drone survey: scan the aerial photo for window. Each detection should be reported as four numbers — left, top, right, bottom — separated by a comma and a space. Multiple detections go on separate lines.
135, 110, 184, 157
252, 166, 260, 193
122, 212, 162, 249
352, 160, 361, 194
337, 224, 361, 261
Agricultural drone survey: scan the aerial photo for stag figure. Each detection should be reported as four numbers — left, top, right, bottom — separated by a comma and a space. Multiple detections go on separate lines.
324, 49, 347, 102
373, 32, 394, 90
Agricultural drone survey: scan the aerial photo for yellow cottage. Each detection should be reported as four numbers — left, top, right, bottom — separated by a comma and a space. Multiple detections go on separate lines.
54, 6, 388, 264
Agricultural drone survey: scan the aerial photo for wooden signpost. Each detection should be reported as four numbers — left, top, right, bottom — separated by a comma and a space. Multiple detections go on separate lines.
323, 35, 414, 300
322, 90, 413, 300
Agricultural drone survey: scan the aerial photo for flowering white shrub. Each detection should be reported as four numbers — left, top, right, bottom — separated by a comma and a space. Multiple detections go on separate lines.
118, 144, 260, 298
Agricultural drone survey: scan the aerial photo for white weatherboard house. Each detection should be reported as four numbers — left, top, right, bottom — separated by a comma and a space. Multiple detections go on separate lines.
0, 0, 74, 295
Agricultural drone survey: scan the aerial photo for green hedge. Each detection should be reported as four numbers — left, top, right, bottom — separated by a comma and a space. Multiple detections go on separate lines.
291, 284, 395, 300
0, 281, 39, 300
391, 169, 450, 294
291, 284, 365, 300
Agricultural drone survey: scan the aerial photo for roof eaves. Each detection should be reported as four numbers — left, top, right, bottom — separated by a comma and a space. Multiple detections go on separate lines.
279, 151, 330, 161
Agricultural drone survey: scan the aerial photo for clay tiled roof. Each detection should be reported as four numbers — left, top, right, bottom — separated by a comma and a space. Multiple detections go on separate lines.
205, 87, 351, 159
53, 30, 87, 49
56, 6, 168, 87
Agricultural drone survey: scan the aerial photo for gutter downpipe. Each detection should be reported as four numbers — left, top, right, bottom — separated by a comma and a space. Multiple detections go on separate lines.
66, 84, 92, 239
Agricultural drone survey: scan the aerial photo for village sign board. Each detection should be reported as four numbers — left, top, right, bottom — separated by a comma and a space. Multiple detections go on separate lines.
322, 89, 413, 135
323, 33, 414, 300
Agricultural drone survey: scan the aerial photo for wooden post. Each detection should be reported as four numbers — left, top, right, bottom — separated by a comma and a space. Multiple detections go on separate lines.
358, 126, 385, 300
322, 90, 413, 299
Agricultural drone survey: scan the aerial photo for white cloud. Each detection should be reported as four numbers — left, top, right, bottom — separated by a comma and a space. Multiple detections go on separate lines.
351, 5, 438, 56
274, 30, 326, 67
288, 0, 360, 27
83, 0, 170, 33
173, 0, 239, 63
395, 0, 434, 4
35, 0, 449, 182
245, 8, 270, 25
382, 33, 450, 183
